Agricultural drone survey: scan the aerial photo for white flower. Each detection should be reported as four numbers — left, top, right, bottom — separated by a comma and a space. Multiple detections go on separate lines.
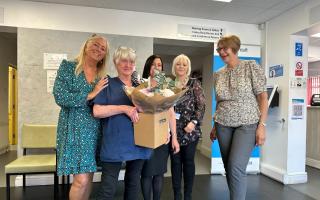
161, 89, 175, 97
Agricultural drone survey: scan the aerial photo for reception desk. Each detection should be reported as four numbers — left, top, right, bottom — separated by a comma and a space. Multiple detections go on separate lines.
306, 106, 320, 169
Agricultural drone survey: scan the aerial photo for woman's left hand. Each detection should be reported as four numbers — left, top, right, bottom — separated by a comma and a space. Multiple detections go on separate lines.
171, 137, 180, 154
255, 125, 266, 146
184, 122, 195, 133
165, 132, 170, 145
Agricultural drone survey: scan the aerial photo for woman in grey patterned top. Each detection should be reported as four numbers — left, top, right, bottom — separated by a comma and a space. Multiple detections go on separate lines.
210, 35, 268, 200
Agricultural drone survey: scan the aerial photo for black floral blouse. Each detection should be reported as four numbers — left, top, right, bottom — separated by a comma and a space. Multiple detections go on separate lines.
174, 78, 206, 146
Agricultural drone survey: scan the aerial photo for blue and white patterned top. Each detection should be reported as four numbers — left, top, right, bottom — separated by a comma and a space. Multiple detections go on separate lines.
53, 59, 101, 176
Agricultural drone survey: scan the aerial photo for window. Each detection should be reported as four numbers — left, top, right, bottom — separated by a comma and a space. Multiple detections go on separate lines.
307, 76, 320, 105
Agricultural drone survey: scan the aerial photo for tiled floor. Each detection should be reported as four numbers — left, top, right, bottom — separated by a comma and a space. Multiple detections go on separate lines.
1, 150, 320, 200
0, 150, 17, 187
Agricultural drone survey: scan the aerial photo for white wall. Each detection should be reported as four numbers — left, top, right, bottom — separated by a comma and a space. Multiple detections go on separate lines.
0, 32, 16, 153
200, 54, 213, 157
263, 0, 320, 184
0, 1, 260, 45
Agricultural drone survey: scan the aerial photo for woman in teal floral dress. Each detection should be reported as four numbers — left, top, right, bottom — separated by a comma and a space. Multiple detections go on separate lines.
53, 34, 109, 200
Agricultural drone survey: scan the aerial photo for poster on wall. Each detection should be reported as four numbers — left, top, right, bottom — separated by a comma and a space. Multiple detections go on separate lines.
47, 70, 57, 94
294, 61, 304, 76
290, 77, 307, 88
295, 42, 303, 57
291, 99, 304, 120
269, 64, 283, 78
44, 53, 67, 69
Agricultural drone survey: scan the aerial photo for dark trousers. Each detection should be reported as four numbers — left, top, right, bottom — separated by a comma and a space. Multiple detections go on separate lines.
96, 159, 145, 200
215, 123, 257, 200
170, 139, 198, 200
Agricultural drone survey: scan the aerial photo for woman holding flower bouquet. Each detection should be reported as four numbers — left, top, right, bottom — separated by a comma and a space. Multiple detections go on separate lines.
140, 55, 180, 200
93, 46, 152, 200
170, 54, 205, 200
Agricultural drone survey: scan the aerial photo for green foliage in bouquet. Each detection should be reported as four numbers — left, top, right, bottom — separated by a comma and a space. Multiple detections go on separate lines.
153, 70, 176, 93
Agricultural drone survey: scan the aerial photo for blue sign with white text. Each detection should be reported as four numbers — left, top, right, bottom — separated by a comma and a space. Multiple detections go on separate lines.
295, 42, 303, 57
269, 64, 284, 78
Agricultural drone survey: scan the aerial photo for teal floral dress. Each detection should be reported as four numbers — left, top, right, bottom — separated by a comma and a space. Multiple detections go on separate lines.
53, 59, 101, 176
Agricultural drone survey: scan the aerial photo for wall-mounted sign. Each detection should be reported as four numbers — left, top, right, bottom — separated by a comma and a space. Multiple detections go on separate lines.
291, 98, 304, 120
47, 70, 57, 94
177, 24, 225, 42
295, 61, 303, 76
43, 53, 67, 69
290, 77, 307, 88
295, 42, 303, 57
269, 64, 283, 78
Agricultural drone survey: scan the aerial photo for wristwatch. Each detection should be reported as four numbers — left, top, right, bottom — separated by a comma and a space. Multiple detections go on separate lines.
259, 121, 267, 127
191, 120, 198, 125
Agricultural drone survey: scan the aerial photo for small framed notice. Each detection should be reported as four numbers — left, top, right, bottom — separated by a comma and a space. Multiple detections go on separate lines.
291, 99, 304, 120
47, 70, 58, 94
43, 53, 67, 69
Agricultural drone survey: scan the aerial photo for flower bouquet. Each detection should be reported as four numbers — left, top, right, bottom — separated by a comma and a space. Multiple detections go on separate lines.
124, 70, 187, 148
124, 70, 186, 113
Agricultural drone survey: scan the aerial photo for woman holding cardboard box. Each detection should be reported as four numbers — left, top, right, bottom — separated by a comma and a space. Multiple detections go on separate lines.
139, 55, 180, 200
170, 54, 206, 200
92, 46, 152, 200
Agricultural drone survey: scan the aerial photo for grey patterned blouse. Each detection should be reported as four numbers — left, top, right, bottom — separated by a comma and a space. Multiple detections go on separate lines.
213, 60, 267, 127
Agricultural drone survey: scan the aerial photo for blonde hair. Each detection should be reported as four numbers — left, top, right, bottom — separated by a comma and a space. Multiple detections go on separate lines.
217, 35, 241, 54
75, 34, 109, 78
113, 46, 136, 66
172, 54, 191, 77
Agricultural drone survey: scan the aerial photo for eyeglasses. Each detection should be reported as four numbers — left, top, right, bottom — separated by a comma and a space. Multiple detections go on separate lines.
216, 47, 229, 53
91, 42, 106, 52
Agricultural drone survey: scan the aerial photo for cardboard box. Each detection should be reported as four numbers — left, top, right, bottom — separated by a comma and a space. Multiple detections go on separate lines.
134, 111, 169, 149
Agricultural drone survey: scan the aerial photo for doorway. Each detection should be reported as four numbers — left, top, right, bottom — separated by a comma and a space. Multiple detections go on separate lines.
0, 26, 17, 187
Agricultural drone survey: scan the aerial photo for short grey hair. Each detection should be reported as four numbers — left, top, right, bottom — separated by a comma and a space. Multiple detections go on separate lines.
113, 46, 136, 66
171, 54, 191, 77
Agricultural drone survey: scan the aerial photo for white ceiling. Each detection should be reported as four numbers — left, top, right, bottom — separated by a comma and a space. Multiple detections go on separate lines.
22, 0, 307, 24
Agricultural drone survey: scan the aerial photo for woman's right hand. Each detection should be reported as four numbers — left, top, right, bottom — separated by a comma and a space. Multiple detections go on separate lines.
171, 136, 180, 154
87, 77, 108, 100
123, 106, 139, 123
210, 125, 217, 142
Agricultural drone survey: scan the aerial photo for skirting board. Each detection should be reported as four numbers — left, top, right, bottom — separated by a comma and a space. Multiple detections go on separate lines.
15, 170, 125, 186
306, 157, 320, 169
260, 163, 308, 184
0, 145, 9, 155
200, 145, 211, 159
211, 157, 260, 175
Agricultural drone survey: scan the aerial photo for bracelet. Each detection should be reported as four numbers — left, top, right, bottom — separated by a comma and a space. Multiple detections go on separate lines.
259, 121, 267, 127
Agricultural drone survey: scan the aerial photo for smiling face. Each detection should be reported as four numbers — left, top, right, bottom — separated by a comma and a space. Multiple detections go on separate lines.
174, 59, 189, 77
216, 45, 237, 64
116, 58, 135, 77
149, 58, 163, 78
216, 35, 241, 65
85, 38, 107, 62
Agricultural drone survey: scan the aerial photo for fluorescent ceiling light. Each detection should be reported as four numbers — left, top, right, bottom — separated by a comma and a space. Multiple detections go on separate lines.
311, 33, 320, 37
212, 0, 232, 2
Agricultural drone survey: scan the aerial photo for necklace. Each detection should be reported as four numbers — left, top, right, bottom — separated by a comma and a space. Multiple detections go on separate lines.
175, 76, 189, 88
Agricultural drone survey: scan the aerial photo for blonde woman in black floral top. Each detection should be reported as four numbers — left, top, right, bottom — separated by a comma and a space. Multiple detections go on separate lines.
170, 54, 205, 200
